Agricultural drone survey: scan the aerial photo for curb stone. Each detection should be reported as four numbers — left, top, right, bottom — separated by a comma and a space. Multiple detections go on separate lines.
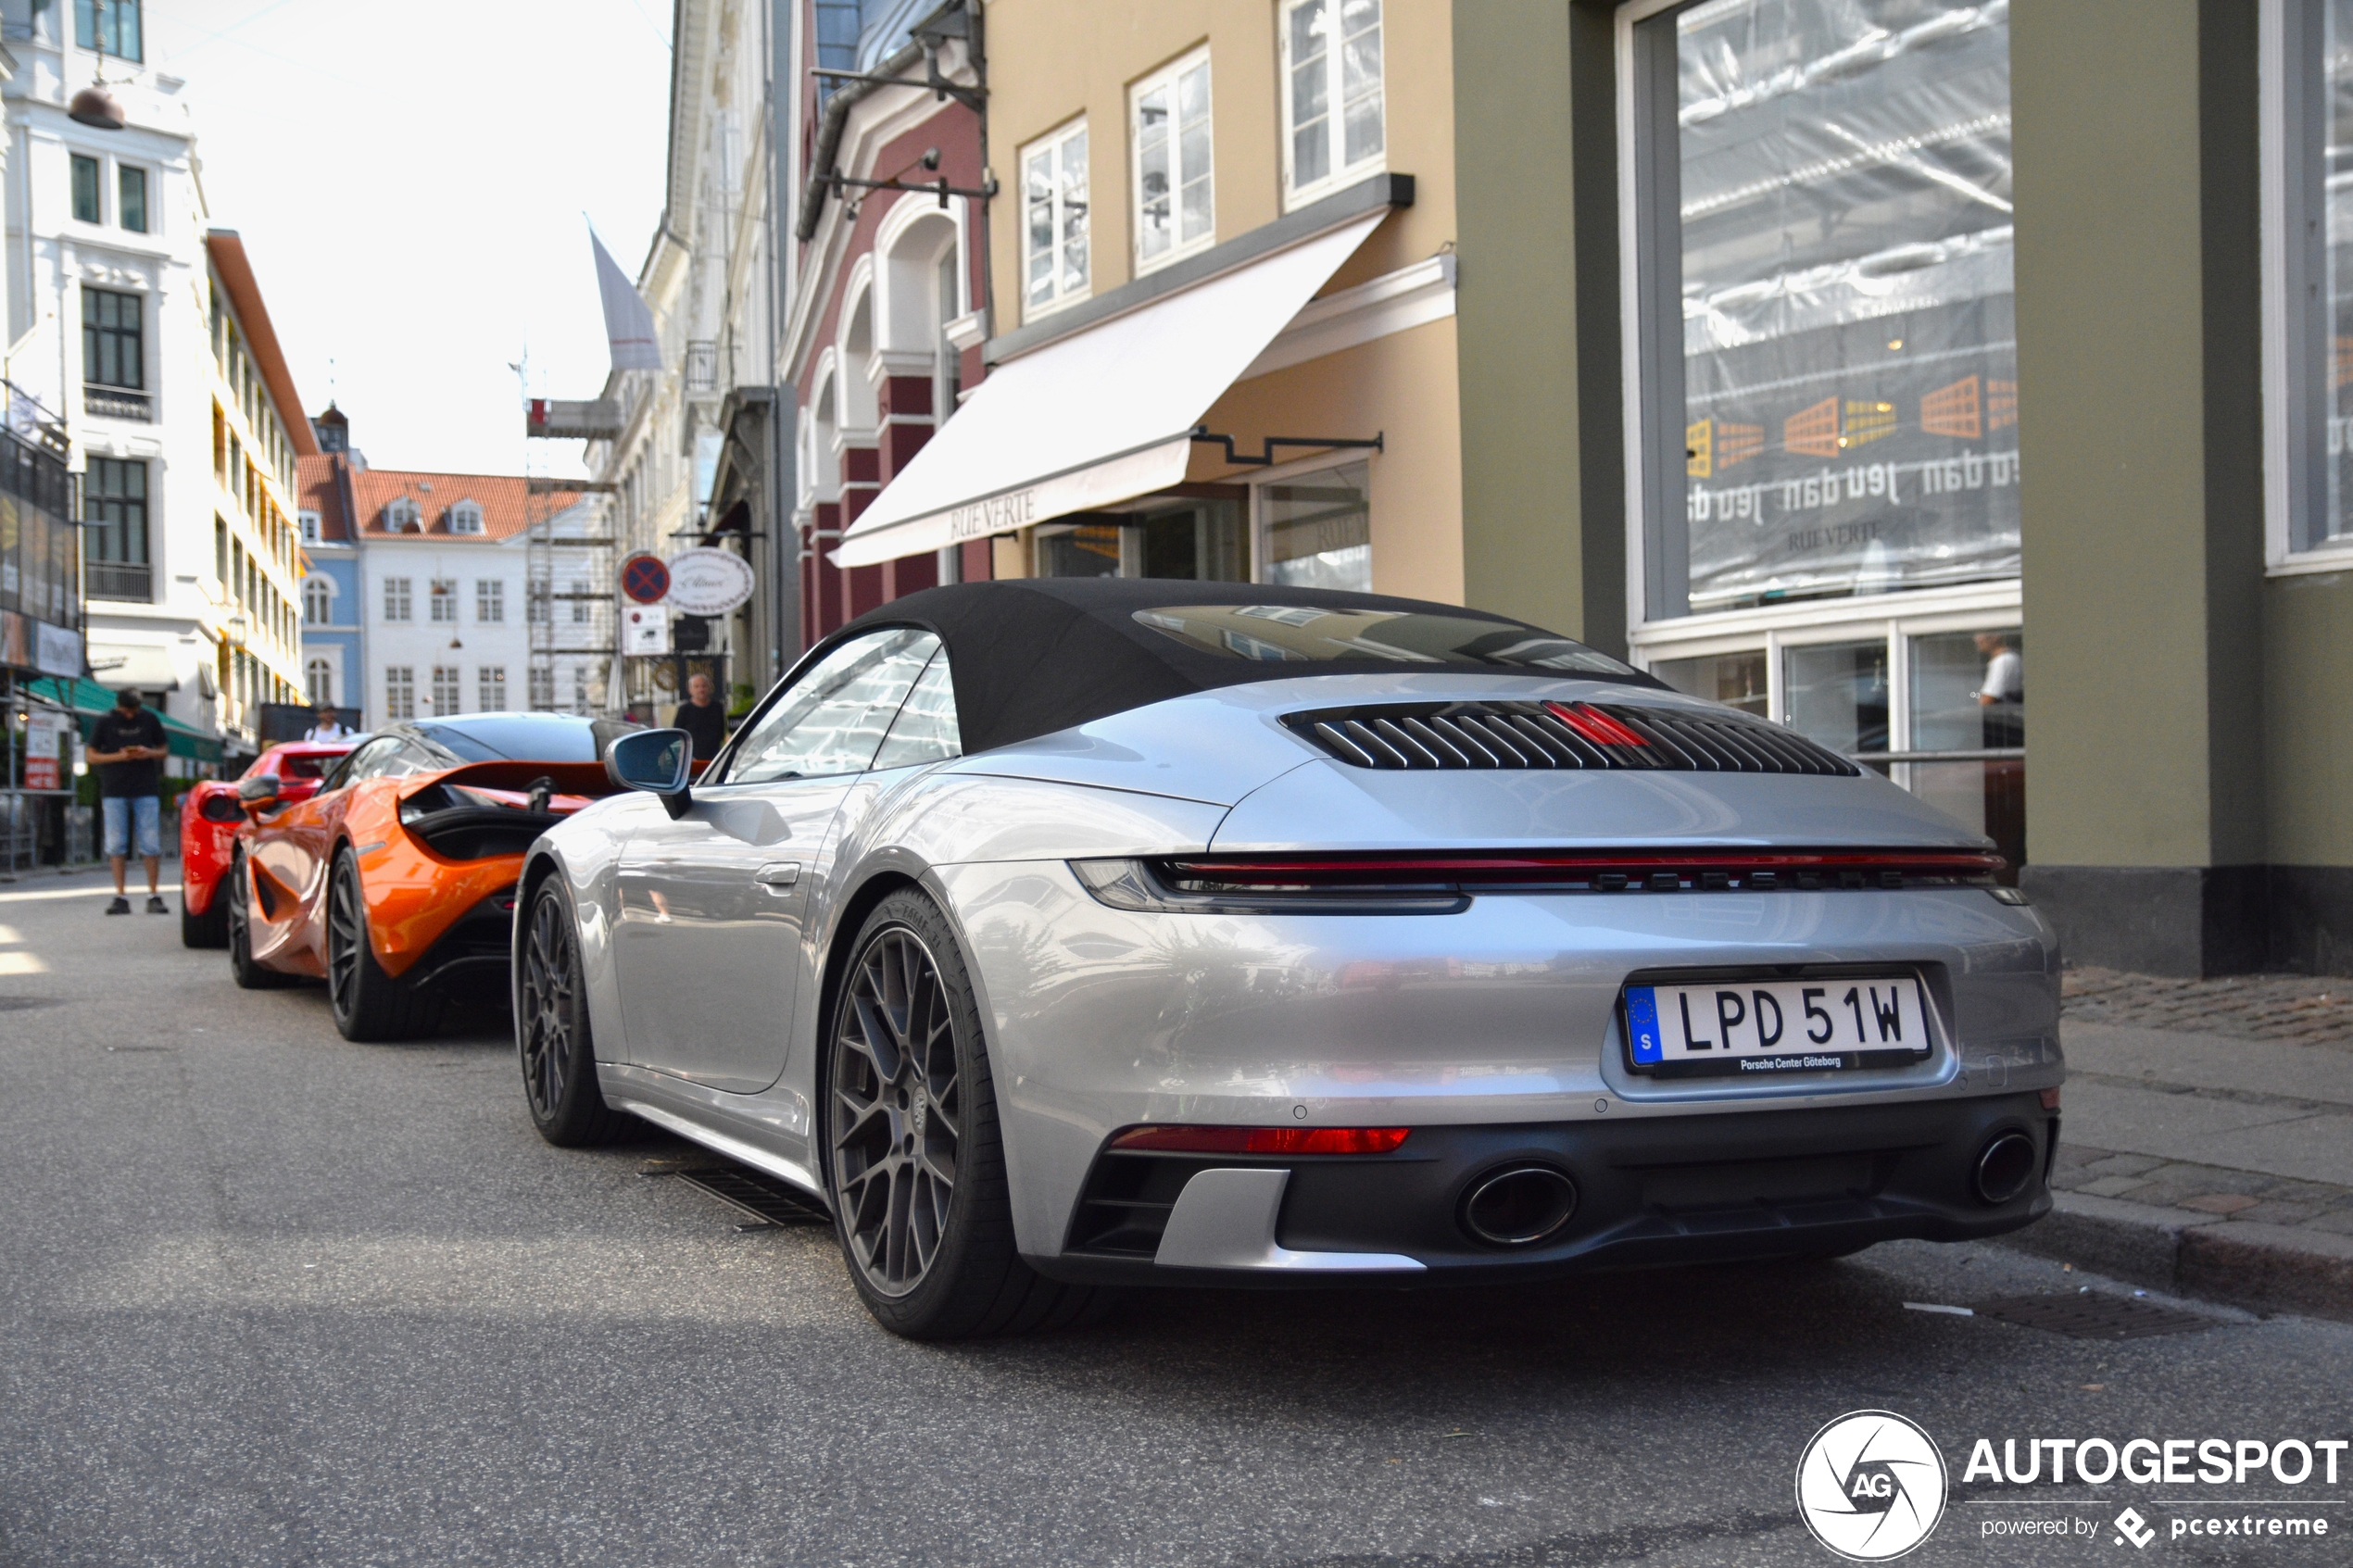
1994, 1191, 2353, 1324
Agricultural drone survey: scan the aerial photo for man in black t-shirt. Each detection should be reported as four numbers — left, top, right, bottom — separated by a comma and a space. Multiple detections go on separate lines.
671, 672, 727, 763
88, 689, 170, 916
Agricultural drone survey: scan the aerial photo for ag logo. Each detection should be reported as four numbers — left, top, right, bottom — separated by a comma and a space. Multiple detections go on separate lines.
1795, 1410, 1947, 1561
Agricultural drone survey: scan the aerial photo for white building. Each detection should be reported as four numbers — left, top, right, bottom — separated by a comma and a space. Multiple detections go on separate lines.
308, 452, 594, 724
2, 0, 309, 760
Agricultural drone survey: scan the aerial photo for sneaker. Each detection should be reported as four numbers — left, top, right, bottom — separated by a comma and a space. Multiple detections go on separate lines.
105, 896, 131, 915
146, 896, 170, 915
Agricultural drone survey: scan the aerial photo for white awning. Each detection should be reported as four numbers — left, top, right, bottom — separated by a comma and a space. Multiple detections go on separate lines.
833, 212, 1386, 569
85, 642, 182, 690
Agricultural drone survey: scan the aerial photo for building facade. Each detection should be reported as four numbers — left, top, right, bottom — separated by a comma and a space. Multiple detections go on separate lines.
3, 0, 311, 764
298, 425, 590, 728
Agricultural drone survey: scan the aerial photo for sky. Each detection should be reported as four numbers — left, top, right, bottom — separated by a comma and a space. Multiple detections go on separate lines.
148, 0, 676, 478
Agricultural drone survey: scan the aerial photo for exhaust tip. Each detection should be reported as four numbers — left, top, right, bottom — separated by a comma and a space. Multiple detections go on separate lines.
1460, 1164, 1579, 1248
1974, 1131, 2038, 1205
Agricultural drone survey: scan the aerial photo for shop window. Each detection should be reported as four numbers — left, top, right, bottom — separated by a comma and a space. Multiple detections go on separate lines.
1021, 119, 1089, 316
1280, 0, 1383, 207
1132, 49, 1214, 271
1624, 0, 2019, 621
1651, 650, 1767, 718
2266, 0, 2353, 559
1260, 460, 1371, 592
1906, 628, 2024, 875
1035, 496, 1248, 582
1782, 639, 1890, 758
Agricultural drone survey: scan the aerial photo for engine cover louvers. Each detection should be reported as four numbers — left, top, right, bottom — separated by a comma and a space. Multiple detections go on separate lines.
1284, 700, 1861, 777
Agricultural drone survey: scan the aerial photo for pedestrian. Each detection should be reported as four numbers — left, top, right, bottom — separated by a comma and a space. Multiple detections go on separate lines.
671, 671, 727, 763
304, 705, 352, 742
88, 688, 169, 916
1974, 632, 2024, 748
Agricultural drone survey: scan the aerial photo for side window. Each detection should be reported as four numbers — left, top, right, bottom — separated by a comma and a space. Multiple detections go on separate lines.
325, 736, 400, 790
870, 653, 962, 771
723, 629, 942, 785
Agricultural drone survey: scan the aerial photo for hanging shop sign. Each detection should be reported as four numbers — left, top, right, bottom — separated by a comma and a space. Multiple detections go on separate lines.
619, 552, 671, 605
622, 605, 671, 656
664, 547, 756, 617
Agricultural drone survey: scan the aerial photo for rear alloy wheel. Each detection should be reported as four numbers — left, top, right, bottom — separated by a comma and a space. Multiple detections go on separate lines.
181, 882, 229, 949
325, 848, 441, 1042
519, 878, 629, 1146
826, 889, 1108, 1340
227, 852, 293, 989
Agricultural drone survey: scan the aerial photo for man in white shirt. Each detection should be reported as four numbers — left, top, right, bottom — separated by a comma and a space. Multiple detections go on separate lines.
304, 705, 353, 742
1974, 633, 2023, 747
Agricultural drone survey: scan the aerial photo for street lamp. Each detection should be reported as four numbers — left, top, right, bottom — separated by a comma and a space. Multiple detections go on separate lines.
68, 0, 127, 131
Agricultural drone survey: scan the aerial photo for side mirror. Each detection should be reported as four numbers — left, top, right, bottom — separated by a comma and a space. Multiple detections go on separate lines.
606, 729, 693, 819
236, 773, 282, 808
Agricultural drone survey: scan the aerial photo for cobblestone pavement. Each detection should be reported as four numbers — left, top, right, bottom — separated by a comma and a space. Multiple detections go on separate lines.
2050, 1140, 2353, 1238
2062, 964, 2353, 1044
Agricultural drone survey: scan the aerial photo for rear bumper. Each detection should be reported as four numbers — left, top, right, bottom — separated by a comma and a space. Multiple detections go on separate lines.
1032, 1092, 2057, 1286
397, 888, 522, 995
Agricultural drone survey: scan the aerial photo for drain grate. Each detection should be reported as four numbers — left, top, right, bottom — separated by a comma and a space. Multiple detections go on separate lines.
1974, 1293, 2219, 1339
643, 1162, 831, 1231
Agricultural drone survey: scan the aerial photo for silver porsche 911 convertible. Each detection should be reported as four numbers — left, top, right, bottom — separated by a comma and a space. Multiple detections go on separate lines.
514, 580, 2060, 1339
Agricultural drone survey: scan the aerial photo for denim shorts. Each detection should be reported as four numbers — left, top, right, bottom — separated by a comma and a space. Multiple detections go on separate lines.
102, 796, 161, 859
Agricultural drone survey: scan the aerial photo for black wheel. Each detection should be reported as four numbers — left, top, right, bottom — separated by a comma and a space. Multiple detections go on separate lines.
326, 848, 442, 1041
519, 878, 630, 1146
181, 883, 229, 948
227, 852, 294, 989
825, 889, 1109, 1340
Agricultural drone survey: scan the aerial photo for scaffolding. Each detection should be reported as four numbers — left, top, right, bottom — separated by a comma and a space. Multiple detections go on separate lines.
522, 397, 623, 712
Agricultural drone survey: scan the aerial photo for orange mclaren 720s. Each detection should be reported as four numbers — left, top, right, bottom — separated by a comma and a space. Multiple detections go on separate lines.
227, 711, 640, 1040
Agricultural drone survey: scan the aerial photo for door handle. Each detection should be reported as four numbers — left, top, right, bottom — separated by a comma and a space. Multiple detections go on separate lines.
755, 861, 801, 889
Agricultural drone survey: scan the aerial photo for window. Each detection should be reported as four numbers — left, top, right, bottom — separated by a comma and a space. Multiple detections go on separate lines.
1624, 0, 2017, 621
870, 652, 963, 771
1259, 460, 1371, 591
75, 0, 141, 60
82, 287, 144, 390
1021, 119, 1089, 315
383, 576, 411, 621
526, 583, 549, 624
430, 665, 462, 716
478, 666, 507, 711
84, 457, 148, 565
1651, 651, 1768, 719
118, 165, 147, 233
71, 156, 101, 223
429, 578, 458, 622
527, 665, 555, 709
303, 576, 333, 624
476, 579, 504, 622
570, 580, 590, 623
1035, 496, 1247, 581
1280, 0, 1383, 205
2268, 0, 2353, 558
298, 509, 321, 543
1131, 49, 1214, 270
384, 496, 420, 531
384, 666, 415, 721
448, 499, 484, 534
307, 659, 333, 707
725, 629, 942, 784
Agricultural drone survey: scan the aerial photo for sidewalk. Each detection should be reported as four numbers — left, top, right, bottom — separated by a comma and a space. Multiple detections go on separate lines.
1998, 966, 2353, 1322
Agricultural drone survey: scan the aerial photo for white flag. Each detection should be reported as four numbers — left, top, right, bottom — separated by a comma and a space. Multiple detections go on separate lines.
592, 231, 661, 371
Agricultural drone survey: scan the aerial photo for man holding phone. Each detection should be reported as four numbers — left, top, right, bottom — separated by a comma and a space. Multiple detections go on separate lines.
88, 689, 170, 915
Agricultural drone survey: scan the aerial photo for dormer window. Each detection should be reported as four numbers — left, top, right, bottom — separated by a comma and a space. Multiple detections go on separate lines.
298, 509, 321, 544
384, 496, 421, 531
448, 499, 484, 534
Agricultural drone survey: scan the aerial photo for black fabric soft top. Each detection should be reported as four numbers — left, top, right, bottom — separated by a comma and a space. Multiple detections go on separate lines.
829, 579, 1661, 757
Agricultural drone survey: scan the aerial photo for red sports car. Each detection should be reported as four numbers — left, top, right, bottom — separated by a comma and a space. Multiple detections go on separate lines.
178, 739, 361, 948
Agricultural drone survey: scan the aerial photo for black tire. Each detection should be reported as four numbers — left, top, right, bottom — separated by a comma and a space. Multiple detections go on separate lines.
519, 877, 631, 1147
325, 847, 442, 1041
226, 852, 295, 989
824, 889, 1110, 1340
181, 884, 229, 949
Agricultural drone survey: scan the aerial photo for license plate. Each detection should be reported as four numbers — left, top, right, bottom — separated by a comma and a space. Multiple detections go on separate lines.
1624, 976, 1932, 1077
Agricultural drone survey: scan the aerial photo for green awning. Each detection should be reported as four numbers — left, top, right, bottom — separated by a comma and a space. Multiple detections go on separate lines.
24, 677, 225, 764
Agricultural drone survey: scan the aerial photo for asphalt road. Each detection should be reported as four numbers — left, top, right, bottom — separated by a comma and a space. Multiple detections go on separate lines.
4, 869, 2348, 1568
